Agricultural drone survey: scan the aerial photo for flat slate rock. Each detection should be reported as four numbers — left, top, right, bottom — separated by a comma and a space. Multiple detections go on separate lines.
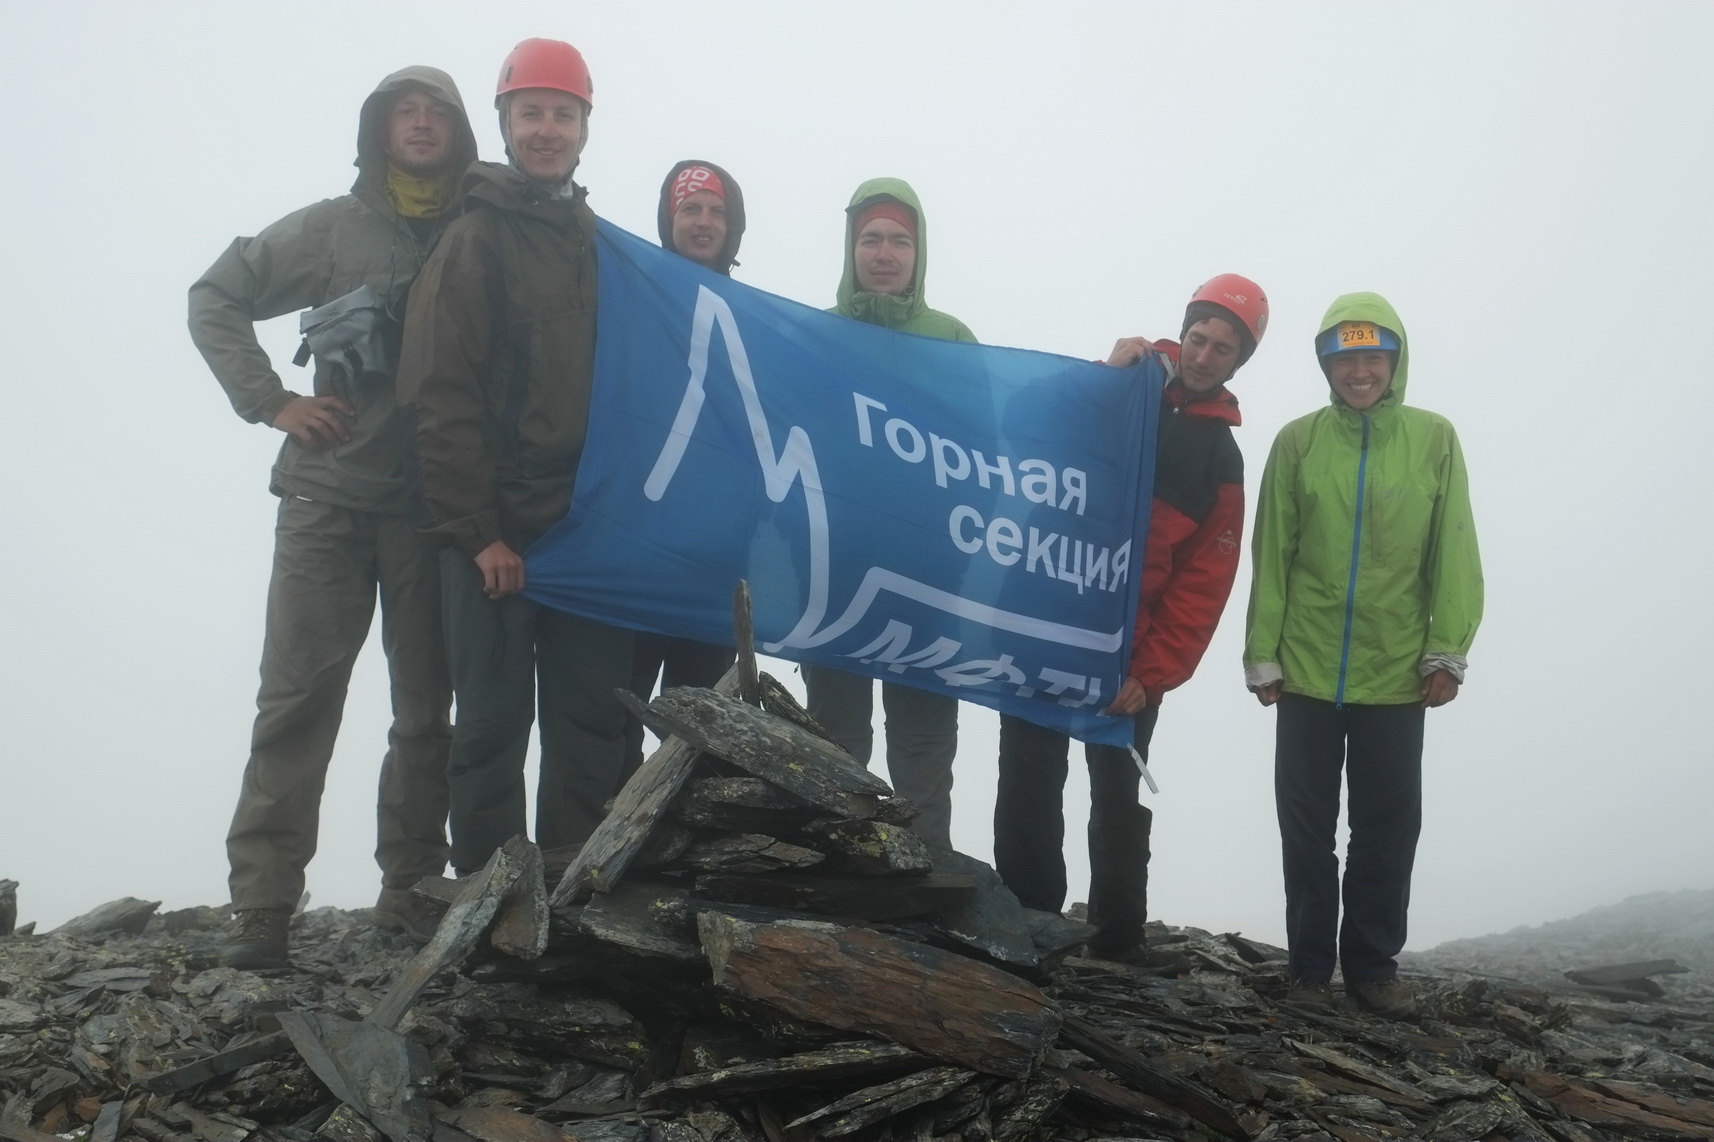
788, 1064, 975, 1136
640, 1041, 925, 1106
1565, 958, 1690, 986
911, 849, 1038, 967
692, 871, 977, 921
634, 688, 891, 816
671, 776, 824, 835
803, 819, 933, 876
699, 914, 1062, 1079
47, 898, 160, 939
576, 882, 703, 965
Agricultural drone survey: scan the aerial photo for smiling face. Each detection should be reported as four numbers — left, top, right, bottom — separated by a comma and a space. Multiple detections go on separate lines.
505, 88, 587, 184
1327, 350, 1395, 410
1177, 316, 1243, 396
672, 190, 728, 267
383, 89, 458, 177
854, 217, 917, 296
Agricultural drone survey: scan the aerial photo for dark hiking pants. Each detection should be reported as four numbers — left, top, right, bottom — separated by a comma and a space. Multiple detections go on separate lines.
227, 496, 452, 911
623, 635, 735, 778
1275, 693, 1425, 983
993, 706, 1159, 951
441, 543, 634, 873
802, 665, 958, 851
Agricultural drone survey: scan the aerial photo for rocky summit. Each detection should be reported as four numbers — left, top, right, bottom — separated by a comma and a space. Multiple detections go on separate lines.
2, 685, 1712, 1142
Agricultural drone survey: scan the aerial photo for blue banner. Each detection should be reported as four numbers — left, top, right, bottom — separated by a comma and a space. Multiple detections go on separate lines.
525, 220, 1160, 745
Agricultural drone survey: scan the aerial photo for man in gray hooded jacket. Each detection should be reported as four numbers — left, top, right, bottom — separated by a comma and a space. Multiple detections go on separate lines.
189, 66, 478, 970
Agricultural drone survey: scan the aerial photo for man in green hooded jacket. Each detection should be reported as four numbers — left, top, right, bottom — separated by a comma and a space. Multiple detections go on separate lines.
189, 66, 478, 969
802, 178, 975, 851
1244, 292, 1482, 1017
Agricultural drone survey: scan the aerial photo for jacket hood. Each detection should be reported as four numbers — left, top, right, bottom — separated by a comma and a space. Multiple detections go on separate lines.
1317, 292, 1410, 411
354, 65, 479, 195
656, 160, 746, 275
836, 177, 934, 329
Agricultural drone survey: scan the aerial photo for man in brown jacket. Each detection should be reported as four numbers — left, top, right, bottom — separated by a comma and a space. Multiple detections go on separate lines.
397, 39, 632, 874
189, 66, 477, 969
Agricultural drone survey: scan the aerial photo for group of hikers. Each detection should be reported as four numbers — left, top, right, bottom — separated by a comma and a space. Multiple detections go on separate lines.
189, 38, 1483, 1020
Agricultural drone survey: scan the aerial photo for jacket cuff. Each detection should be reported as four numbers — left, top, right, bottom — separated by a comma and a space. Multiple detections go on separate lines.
1419, 652, 1467, 683
256, 387, 300, 427
1245, 663, 1283, 690
433, 510, 504, 557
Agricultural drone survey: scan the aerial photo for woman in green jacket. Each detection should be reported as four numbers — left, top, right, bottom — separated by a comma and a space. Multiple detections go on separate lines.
1244, 292, 1482, 1017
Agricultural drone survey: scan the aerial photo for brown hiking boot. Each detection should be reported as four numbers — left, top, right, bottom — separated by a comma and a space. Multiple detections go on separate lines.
1284, 978, 1336, 1009
1348, 977, 1418, 1019
374, 887, 444, 944
220, 908, 291, 971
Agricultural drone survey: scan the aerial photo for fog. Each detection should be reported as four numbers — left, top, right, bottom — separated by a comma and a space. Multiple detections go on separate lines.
3, 1, 1710, 947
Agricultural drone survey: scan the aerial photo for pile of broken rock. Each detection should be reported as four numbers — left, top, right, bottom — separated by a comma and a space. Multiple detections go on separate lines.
4, 679, 1714, 1141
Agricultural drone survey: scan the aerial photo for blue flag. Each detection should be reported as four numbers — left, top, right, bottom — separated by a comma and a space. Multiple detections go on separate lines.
525, 220, 1160, 745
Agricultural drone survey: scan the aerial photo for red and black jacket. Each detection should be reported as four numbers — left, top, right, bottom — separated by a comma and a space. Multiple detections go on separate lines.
1129, 341, 1244, 703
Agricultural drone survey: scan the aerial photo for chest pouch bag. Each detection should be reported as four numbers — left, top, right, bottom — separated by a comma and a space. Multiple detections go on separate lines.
291, 284, 401, 387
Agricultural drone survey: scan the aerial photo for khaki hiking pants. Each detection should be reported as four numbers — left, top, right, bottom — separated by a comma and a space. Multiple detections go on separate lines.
226, 496, 452, 911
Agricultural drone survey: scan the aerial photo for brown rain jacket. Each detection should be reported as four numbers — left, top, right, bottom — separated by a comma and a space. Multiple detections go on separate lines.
396, 163, 600, 555
188, 66, 478, 513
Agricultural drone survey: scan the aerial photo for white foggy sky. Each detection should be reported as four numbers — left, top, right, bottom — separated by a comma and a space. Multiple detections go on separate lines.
2, 2, 1710, 946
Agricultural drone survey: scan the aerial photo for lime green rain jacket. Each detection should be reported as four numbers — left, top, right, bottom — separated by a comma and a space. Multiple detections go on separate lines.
834, 178, 977, 342
1243, 293, 1483, 705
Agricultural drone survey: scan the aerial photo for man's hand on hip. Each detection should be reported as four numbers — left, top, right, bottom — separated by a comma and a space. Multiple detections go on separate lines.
273, 395, 354, 449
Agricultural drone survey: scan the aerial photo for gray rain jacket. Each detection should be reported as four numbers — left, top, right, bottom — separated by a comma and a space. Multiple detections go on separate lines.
188, 66, 478, 513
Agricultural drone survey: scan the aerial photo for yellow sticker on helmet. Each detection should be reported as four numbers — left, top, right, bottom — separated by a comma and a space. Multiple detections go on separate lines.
1338, 322, 1382, 348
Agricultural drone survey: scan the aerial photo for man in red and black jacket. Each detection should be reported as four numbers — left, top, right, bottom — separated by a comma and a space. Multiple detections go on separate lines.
993, 274, 1268, 966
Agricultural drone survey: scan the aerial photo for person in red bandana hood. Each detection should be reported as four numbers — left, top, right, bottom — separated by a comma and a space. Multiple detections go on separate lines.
992, 275, 1268, 971
621, 161, 749, 775
655, 159, 746, 274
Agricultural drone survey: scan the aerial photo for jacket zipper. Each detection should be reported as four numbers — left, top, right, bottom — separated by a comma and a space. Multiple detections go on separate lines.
1334, 414, 1371, 708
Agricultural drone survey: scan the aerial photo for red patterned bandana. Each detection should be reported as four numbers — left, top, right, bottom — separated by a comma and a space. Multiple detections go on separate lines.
671, 165, 726, 213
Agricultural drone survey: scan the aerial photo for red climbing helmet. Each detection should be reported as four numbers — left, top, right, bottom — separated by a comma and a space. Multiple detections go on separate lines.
1188, 274, 1269, 347
495, 38, 593, 109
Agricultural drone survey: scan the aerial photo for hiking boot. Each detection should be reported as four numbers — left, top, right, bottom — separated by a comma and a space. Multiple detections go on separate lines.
220, 908, 291, 971
1283, 978, 1336, 1010
1348, 977, 1418, 1019
374, 887, 445, 944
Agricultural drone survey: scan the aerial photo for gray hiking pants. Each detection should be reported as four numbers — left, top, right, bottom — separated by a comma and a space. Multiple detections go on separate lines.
226, 496, 452, 911
801, 666, 958, 850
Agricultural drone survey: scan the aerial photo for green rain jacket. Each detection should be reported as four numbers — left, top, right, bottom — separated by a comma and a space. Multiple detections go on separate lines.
1243, 293, 1483, 705
834, 178, 976, 342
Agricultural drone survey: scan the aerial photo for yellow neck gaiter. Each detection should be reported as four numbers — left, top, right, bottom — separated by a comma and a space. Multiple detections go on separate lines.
385, 163, 455, 219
